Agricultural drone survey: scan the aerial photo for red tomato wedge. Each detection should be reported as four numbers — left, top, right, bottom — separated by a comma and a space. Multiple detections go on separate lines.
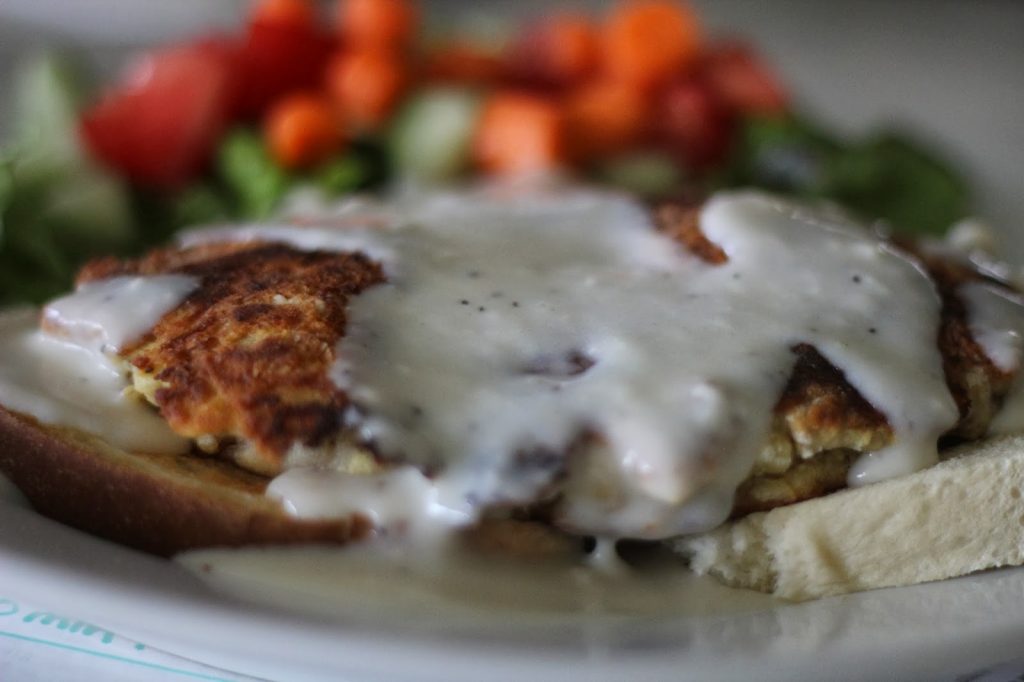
656, 79, 734, 171
700, 42, 788, 116
249, 0, 318, 30
504, 13, 599, 90
235, 19, 333, 119
80, 40, 238, 190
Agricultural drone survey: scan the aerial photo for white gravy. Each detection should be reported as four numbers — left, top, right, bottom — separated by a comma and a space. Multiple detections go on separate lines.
961, 281, 1024, 374
42, 275, 198, 353
187, 187, 958, 538
960, 281, 1024, 435
0, 274, 197, 453
12, 187, 1024, 546
267, 465, 468, 537
0, 309, 188, 454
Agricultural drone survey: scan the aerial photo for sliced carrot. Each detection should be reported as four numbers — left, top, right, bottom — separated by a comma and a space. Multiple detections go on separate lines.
602, 0, 701, 88
264, 93, 345, 169
249, 0, 317, 29
337, 0, 417, 50
472, 92, 567, 175
423, 42, 504, 86
564, 80, 650, 163
505, 13, 599, 88
325, 49, 409, 130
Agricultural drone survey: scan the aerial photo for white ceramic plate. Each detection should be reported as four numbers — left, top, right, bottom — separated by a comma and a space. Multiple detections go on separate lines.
2, 482, 1024, 682
1, 3, 1023, 681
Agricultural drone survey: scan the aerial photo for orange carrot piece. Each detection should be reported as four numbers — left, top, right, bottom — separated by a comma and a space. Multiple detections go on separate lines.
564, 80, 650, 163
602, 0, 701, 88
337, 0, 417, 50
325, 49, 409, 129
423, 43, 504, 86
264, 93, 344, 169
472, 92, 567, 175
249, 0, 316, 29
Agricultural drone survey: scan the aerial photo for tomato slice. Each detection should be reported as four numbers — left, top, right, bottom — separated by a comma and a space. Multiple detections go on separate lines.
656, 79, 735, 171
80, 40, 238, 189
504, 14, 599, 91
700, 42, 788, 116
234, 19, 333, 119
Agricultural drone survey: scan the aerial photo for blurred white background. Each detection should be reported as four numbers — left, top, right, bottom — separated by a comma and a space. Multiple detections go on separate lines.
1, 0, 1022, 256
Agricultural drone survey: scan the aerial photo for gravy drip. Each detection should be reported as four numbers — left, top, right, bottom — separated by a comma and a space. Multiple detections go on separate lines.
195, 188, 957, 538
43, 275, 198, 353
961, 282, 1024, 435
0, 309, 188, 454
0, 276, 198, 453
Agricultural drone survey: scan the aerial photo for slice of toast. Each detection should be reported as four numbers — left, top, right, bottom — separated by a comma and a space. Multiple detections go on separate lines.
674, 436, 1024, 601
0, 406, 583, 560
0, 406, 369, 556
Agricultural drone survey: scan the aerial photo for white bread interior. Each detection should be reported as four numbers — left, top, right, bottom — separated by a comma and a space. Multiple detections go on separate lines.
673, 435, 1024, 601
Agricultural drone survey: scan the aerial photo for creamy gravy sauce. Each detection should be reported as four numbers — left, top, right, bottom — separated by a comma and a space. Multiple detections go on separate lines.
962, 282, 1024, 374
43, 275, 198, 353
961, 282, 1024, 435
0, 309, 187, 453
5, 187, 1019, 547
268, 466, 468, 535
0, 275, 198, 453
194, 188, 957, 537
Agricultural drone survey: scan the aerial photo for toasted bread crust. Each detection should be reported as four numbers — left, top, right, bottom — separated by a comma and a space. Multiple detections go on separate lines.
0, 406, 369, 556
678, 435, 1024, 601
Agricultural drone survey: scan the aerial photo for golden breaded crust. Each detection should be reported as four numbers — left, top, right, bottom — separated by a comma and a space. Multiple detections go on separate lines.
654, 202, 728, 264
81, 243, 385, 475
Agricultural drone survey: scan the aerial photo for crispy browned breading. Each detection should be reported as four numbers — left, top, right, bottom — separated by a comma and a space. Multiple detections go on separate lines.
654, 203, 728, 264
78, 242, 385, 475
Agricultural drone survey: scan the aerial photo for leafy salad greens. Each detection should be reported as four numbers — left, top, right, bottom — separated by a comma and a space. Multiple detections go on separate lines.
0, 52, 972, 305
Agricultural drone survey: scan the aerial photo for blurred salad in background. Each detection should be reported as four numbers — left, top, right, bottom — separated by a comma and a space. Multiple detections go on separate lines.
0, 0, 971, 304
